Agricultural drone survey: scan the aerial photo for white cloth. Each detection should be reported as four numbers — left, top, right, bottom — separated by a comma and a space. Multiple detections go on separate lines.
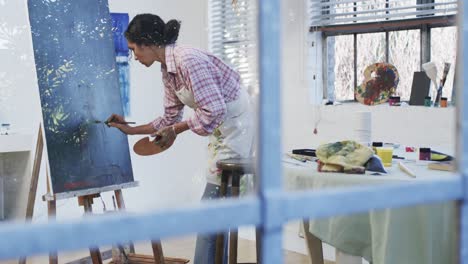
175, 87, 254, 185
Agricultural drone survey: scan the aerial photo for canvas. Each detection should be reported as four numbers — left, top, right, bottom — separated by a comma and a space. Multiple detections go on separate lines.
409, 71, 431, 106
27, 0, 134, 194
111, 13, 131, 117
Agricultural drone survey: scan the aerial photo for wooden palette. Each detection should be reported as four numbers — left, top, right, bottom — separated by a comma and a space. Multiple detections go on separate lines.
355, 63, 399, 105
133, 136, 172, 156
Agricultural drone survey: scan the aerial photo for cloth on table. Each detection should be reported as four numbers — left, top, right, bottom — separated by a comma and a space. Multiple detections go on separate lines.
365, 155, 387, 173
316, 140, 373, 174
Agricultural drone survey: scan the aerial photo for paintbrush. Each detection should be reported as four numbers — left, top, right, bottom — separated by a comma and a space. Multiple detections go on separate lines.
434, 62, 451, 106
94, 120, 136, 126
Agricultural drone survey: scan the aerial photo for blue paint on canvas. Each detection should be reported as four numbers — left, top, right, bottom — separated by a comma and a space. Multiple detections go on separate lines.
111, 13, 130, 117
27, 0, 134, 194
110, 13, 129, 56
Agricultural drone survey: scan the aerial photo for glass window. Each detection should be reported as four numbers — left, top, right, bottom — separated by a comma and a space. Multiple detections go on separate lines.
431, 26, 457, 102
389, 30, 420, 100
357, 32, 386, 87
332, 35, 354, 100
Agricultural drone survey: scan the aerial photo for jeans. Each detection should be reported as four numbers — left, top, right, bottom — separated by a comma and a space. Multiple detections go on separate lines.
194, 183, 230, 264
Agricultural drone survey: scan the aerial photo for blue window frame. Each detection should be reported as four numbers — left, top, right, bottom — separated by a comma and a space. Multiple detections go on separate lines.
0, 1, 465, 263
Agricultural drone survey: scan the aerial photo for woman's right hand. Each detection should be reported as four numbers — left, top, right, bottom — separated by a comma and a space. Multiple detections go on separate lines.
106, 114, 133, 135
106, 114, 126, 125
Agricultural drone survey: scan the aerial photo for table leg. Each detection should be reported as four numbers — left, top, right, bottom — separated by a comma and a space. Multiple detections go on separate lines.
336, 250, 361, 264
303, 220, 324, 264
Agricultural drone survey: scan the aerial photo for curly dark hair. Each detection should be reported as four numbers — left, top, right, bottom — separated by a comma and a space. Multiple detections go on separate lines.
125, 14, 181, 46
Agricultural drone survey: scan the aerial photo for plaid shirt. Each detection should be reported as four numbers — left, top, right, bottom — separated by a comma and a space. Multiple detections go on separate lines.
150, 45, 241, 136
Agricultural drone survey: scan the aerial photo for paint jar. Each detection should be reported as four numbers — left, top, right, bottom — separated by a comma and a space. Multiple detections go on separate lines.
376, 147, 393, 167
440, 97, 448, 108
372, 142, 383, 153
424, 96, 432, 107
388, 96, 400, 106
419, 148, 431, 161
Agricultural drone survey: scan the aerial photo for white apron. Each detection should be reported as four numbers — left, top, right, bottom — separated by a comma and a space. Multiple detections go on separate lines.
174, 86, 254, 185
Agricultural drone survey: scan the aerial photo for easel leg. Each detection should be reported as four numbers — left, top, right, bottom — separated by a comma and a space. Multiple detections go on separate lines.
151, 241, 165, 264
114, 190, 169, 264
48, 199, 58, 264
80, 195, 103, 264
114, 190, 135, 253
19, 124, 44, 264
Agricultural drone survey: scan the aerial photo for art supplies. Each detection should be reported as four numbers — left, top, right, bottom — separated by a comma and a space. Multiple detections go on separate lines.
388, 96, 400, 106
429, 150, 453, 162
287, 153, 315, 162
398, 161, 416, 178
355, 63, 399, 105
434, 63, 451, 107
28, 0, 136, 194
94, 120, 136, 127
409, 71, 431, 105
440, 97, 448, 107
376, 147, 393, 167
133, 136, 170, 156
372, 142, 383, 153
419, 148, 431, 160
427, 161, 454, 171
292, 149, 316, 157
422, 62, 438, 101
424, 96, 432, 107
405, 148, 415, 153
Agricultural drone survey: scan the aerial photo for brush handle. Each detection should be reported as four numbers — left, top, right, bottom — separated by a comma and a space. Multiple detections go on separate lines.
104, 120, 135, 125
434, 85, 443, 107
434, 64, 451, 106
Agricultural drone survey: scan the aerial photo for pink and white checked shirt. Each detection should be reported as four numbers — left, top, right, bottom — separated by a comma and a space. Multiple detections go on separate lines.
150, 44, 241, 136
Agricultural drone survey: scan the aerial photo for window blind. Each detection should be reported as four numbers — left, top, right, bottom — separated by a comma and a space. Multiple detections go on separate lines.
309, 0, 458, 27
209, 0, 258, 92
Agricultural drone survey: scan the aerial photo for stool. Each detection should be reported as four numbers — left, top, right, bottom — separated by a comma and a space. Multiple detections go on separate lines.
214, 158, 259, 264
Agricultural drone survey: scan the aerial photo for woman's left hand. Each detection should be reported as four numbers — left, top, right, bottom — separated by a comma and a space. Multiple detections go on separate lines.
152, 126, 177, 149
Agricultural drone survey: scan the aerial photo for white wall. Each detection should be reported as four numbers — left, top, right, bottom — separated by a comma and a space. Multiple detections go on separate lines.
0, 0, 41, 134
1, 0, 209, 223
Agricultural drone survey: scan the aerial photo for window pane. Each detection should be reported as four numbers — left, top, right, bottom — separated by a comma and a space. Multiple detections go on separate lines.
389, 30, 420, 101
332, 35, 355, 101
357, 32, 386, 86
431, 26, 457, 102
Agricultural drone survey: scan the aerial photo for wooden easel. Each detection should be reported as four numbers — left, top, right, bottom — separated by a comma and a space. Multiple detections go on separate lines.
20, 124, 189, 264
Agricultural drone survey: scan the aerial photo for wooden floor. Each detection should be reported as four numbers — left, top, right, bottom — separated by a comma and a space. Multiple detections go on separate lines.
0, 236, 334, 264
